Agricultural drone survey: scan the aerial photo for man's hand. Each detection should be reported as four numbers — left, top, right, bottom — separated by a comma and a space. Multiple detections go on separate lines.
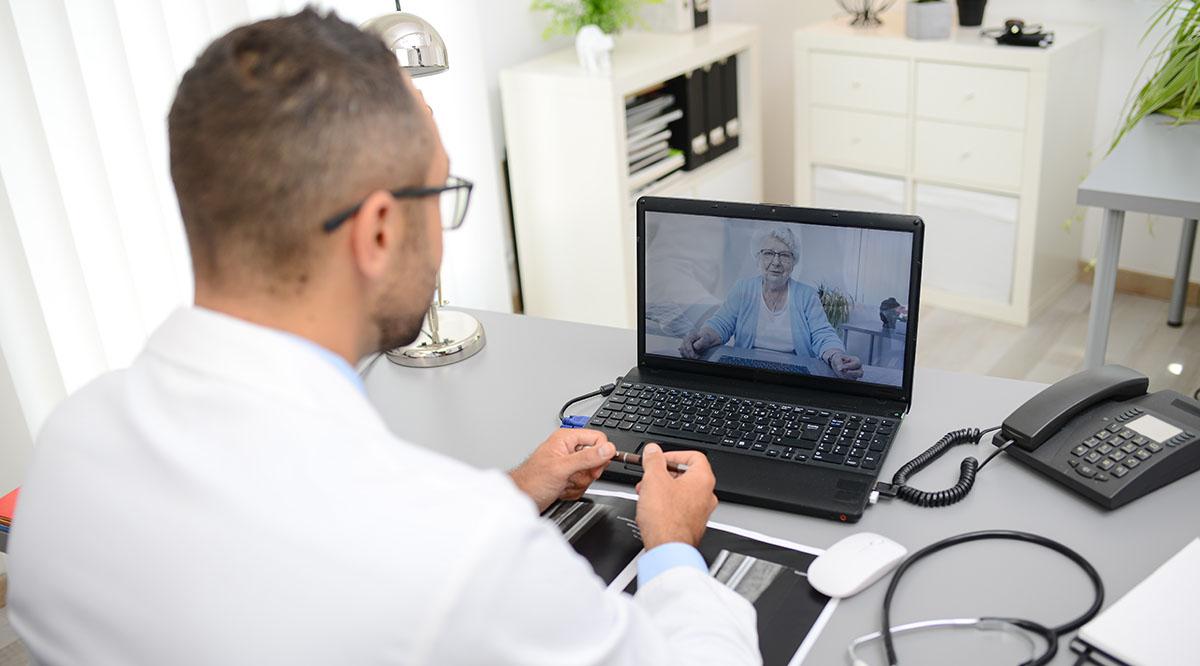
509, 429, 615, 512
828, 352, 864, 380
635, 443, 717, 549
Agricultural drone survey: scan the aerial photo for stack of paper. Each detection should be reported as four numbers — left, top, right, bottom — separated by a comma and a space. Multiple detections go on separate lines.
625, 85, 685, 195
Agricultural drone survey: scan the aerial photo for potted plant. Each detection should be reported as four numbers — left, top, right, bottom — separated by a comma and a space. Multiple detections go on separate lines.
818, 284, 855, 331
906, 0, 952, 40
531, 0, 662, 39
956, 0, 986, 27
1113, 0, 1200, 149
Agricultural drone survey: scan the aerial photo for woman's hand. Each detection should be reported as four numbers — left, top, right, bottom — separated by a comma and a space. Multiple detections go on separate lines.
828, 352, 864, 380
679, 327, 717, 359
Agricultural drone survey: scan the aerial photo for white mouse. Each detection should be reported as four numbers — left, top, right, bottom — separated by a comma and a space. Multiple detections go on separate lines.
808, 532, 907, 598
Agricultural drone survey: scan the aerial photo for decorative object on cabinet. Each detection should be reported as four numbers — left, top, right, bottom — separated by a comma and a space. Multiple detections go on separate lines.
1113, 0, 1200, 150
532, 0, 663, 39
956, 0, 987, 27
836, 0, 899, 27
501, 25, 762, 328
795, 18, 1102, 325
576, 25, 615, 72
906, 0, 952, 40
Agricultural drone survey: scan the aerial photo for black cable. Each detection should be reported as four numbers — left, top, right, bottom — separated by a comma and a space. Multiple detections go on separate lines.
557, 382, 618, 424
881, 530, 1105, 666
876, 426, 1003, 507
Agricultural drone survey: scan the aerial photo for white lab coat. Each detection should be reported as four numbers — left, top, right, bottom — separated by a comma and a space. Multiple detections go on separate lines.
8, 307, 759, 665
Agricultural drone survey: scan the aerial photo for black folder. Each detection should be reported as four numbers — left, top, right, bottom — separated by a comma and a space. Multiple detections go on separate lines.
667, 69, 709, 170
704, 62, 728, 160
721, 55, 740, 154
693, 0, 710, 28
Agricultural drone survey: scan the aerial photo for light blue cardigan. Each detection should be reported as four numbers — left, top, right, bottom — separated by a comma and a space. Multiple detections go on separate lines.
702, 277, 844, 359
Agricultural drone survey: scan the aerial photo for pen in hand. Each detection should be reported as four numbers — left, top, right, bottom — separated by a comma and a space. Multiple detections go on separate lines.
575, 442, 690, 474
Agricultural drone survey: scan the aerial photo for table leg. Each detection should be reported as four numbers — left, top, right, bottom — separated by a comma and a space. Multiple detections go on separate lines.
1084, 209, 1125, 370
1168, 218, 1197, 327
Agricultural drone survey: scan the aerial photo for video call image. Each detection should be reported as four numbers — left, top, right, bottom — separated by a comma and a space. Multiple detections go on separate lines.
644, 211, 913, 387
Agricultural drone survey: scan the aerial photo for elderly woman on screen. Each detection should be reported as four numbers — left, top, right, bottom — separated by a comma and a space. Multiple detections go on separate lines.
679, 226, 864, 380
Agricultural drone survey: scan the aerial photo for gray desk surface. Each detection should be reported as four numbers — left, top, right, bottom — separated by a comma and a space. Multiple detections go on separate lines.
1077, 115, 1200, 219
364, 309, 1200, 665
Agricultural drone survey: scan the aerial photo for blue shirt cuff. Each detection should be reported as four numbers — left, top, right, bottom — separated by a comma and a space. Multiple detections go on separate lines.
637, 542, 708, 588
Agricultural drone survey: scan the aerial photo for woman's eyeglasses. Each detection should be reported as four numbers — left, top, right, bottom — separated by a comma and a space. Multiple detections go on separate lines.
321, 176, 474, 233
759, 249, 795, 263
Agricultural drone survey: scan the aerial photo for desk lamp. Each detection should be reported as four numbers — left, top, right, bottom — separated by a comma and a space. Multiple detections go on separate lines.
363, 3, 487, 367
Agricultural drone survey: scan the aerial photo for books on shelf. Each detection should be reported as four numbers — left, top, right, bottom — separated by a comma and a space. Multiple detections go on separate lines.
629, 150, 685, 191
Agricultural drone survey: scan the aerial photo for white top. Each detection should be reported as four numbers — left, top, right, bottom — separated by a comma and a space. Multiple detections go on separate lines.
7, 307, 759, 665
754, 289, 794, 353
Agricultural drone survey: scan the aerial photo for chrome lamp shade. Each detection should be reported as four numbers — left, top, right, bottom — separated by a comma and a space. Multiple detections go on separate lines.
360, 8, 448, 77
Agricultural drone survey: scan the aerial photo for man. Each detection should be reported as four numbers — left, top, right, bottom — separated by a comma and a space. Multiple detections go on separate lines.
7, 8, 760, 665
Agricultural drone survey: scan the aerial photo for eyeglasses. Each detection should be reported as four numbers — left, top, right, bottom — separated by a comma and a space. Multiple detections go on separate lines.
759, 249, 795, 263
321, 175, 474, 233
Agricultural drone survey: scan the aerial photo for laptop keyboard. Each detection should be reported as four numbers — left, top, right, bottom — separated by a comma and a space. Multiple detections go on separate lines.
718, 355, 811, 375
590, 382, 898, 473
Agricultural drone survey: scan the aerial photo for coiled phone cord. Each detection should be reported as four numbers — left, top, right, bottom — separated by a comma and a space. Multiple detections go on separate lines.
875, 426, 1009, 507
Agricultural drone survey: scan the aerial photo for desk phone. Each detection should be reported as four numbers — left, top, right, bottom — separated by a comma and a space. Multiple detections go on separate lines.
996, 365, 1200, 509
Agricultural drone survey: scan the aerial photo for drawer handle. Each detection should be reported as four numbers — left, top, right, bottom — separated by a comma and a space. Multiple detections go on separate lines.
959, 151, 972, 160
964, 91, 976, 102
851, 136, 862, 145
851, 81, 862, 90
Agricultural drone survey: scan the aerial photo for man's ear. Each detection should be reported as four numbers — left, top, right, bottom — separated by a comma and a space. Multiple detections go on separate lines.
347, 190, 404, 279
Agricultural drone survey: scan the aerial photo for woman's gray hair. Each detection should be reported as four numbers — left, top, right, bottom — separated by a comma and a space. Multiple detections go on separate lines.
753, 225, 799, 257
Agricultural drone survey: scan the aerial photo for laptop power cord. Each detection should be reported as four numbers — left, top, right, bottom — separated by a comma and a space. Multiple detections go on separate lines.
870, 426, 1013, 508
558, 381, 619, 428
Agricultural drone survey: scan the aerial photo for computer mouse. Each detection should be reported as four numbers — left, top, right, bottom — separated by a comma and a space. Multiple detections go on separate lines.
808, 532, 907, 598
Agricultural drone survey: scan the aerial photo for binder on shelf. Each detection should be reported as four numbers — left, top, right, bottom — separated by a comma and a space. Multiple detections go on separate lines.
694, 0, 710, 28
667, 69, 709, 170
704, 61, 728, 160
722, 54, 740, 153
627, 108, 683, 144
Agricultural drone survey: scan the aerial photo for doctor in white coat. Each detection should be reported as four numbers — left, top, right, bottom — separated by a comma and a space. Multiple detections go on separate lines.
7, 8, 759, 665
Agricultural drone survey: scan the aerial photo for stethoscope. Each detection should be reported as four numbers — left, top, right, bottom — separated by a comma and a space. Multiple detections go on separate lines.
846, 530, 1106, 666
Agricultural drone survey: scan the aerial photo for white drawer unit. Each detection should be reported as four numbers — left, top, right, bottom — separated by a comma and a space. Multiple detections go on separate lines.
914, 120, 1023, 190
795, 16, 1101, 325
811, 107, 908, 172
915, 62, 1028, 129
809, 51, 909, 115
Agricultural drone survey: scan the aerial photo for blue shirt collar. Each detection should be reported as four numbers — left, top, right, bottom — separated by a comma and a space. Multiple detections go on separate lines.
283, 334, 367, 395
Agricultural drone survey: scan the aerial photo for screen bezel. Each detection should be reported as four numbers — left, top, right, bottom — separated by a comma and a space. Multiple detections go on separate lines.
637, 196, 924, 406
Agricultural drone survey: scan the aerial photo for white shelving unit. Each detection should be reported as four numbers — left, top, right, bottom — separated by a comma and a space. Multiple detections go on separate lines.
794, 16, 1101, 325
501, 24, 762, 329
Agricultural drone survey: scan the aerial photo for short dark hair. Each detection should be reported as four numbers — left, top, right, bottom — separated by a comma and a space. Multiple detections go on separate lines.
168, 7, 432, 290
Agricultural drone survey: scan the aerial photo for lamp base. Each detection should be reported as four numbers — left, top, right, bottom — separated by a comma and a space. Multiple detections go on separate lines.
385, 309, 486, 367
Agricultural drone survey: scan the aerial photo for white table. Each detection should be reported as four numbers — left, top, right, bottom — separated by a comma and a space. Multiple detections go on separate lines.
1078, 115, 1200, 369
364, 309, 1200, 665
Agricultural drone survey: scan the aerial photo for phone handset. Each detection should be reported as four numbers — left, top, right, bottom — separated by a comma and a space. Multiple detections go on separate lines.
1002, 365, 1150, 451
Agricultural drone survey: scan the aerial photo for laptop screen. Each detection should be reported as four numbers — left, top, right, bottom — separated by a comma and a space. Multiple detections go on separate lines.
643, 209, 915, 389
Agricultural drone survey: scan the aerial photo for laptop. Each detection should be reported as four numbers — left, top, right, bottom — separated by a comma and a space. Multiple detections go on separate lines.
590, 196, 924, 522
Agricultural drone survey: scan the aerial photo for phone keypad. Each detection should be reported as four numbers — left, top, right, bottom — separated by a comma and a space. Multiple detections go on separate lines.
1069, 413, 1172, 482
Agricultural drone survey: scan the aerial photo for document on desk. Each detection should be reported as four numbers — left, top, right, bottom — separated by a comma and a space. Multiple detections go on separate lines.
543, 489, 837, 666
1074, 538, 1200, 666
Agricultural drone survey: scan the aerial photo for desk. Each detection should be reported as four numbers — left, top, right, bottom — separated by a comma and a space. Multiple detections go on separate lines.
364, 310, 1200, 665
1078, 115, 1200, 369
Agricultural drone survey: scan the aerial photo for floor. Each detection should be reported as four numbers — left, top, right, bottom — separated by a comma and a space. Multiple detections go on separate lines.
0, 283, 1195, 662
915, 282, 1200, 395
